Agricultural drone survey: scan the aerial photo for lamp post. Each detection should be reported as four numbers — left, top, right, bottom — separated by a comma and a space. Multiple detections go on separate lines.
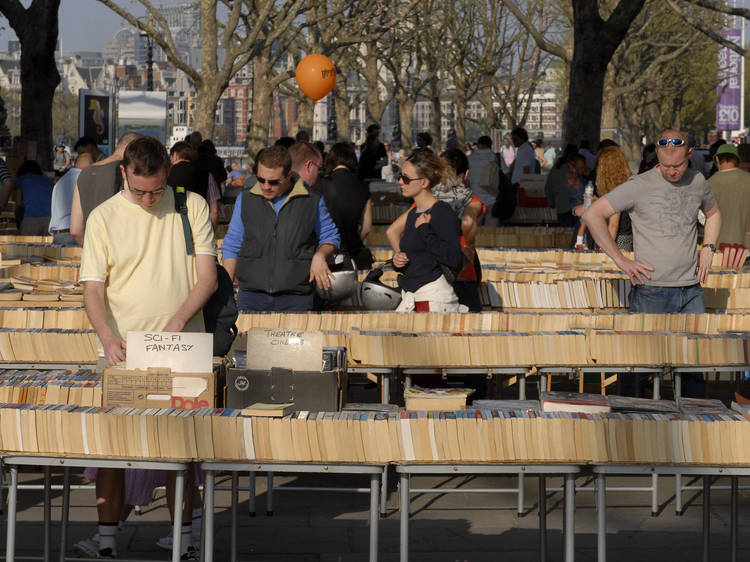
139, 30, 154, 91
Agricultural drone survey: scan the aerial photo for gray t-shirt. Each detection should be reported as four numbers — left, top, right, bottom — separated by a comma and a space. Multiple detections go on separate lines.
605, 166, 715, 287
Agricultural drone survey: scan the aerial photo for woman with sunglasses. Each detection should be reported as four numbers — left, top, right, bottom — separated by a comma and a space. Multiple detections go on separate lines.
389, 150, 465, 312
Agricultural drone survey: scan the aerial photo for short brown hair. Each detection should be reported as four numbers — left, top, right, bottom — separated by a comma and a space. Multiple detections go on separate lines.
324, 142, 357, 175
123, 137, 169, 176
257, 145, 292, 175
288, 141, 322, 172
170, 141, 196, 162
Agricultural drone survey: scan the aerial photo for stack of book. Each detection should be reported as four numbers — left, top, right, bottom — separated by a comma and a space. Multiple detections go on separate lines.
0, 329, 98, 363
0, 369, 101, 405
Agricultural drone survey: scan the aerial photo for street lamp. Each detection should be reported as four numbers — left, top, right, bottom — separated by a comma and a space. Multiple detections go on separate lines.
139, 30, 154, 91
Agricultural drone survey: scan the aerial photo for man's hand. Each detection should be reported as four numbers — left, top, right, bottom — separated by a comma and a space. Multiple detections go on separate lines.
697, 246, 714, 283
415, 212, 431, 228
102, 333, 126, 366
309, 252, 334, 290
614, 255, 655, 286
393, 251, 409, 268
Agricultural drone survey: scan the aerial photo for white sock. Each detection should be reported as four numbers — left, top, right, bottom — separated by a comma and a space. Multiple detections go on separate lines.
576, 235, 584, 246
181, 524, 192, 555
98, 523, 118, 555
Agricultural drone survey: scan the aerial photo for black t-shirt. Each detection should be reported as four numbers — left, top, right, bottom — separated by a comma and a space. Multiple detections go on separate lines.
397, 200, 463, 292
358, 141, 387, 180
313, 168, 372, 268
167, 161, 207, 200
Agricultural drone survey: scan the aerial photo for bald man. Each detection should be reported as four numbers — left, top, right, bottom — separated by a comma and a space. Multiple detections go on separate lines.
583, 129, 721, 311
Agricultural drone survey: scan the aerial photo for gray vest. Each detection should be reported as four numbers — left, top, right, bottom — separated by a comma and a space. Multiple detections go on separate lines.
236, 186, 321, 295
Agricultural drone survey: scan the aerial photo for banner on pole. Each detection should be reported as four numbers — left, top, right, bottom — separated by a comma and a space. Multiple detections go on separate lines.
716, 29, 742, 131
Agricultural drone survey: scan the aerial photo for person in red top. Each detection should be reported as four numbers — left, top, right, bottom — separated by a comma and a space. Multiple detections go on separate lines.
386, 148, 484, 311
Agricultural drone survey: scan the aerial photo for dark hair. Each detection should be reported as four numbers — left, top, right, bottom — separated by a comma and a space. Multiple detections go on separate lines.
274, 136, 295, 149
366, 124, 380, 135
169, 141, 195, 161
477, 135, 492, 149
510, 126, 528, 142
554, 144, 579, 169
738, 143, 750, 164
579, 139, 591, 150
257, 145, 292, 175
597, 138, 619, 152
416, 132, 432, 147
717, 153, 739, 165
324, 142, 358, 175
295, 130, 310, 143
198, 139, 217, 156
122, 137, 169, 176
313, 140, 325, 155
74, 136, 96, 150
442, 148, 469, 176
16, 160, 42, 176
709, 138, 726, 158
568, 154, 586, 166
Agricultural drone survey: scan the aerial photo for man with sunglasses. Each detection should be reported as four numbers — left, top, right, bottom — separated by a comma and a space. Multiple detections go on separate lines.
79, 137, 217, 559
222, 144, 340, 311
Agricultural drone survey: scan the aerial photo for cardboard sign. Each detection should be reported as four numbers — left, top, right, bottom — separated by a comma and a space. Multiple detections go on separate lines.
103, 367, 215, 409
126, 331, 213, 374
247, 329, 323, 371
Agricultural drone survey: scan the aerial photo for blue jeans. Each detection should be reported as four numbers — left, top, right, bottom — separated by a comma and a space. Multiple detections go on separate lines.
627, 283, 705, 397
237, 290, 313, 312
628, 283, 705, 314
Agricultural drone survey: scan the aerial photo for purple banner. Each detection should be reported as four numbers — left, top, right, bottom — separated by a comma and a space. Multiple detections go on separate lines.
716, 28, 742, 131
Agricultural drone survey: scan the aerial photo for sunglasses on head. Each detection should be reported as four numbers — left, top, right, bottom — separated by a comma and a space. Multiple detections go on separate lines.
657, 138, 686, 147
256, 176, 284, 186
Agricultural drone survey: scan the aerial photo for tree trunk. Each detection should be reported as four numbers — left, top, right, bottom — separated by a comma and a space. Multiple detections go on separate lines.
334, 71, 350, 142
248, 52, 273, 156
297, 98, 314, 135
6, 0, 61, 171
194, 84, 223, 141
429, 77, 442, 146
562, 0, 646, 147
363, 42, 383, 127
398, 96, 415, 150
454, 89, 468, 148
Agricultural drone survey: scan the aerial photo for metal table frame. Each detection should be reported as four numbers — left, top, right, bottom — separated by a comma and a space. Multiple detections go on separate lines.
201, 462, 383, 562
400, 367, 531, 399
537, 366, 665, 399
3, 456, 189, 562
593, 465, 750, 562
396, 464, 579, 562
346, 367, 395, 405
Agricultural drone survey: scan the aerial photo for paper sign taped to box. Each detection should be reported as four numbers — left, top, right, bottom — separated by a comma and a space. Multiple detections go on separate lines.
247, 329, 323, 371
126, 331, 213, 373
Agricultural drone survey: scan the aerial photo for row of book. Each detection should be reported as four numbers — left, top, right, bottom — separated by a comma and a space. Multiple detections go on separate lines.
1, 263, 79, 284
365, 226, 575, 249
0, 243, 80, 261
0, 369, 100, 406
0, 403, 748, 464
0, 330, 97, 363
348, 328, 750, 367
0, 308, 92, 330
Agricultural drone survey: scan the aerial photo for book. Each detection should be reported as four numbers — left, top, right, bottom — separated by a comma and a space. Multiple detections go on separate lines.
241, 402, 294, 417
541, 391, 611, 414
608, 395, 678, 413
678, 397, 729, 415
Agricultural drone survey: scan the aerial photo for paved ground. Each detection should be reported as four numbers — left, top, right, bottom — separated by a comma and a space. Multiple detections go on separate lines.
3, 467, 750, 561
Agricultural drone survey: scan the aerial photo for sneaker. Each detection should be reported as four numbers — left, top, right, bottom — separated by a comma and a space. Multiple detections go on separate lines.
73, 538, 100, 558
156, 533, 200, 551
575, 243, 587, 250
180, 546, 199, 561
96, 548, 117, 559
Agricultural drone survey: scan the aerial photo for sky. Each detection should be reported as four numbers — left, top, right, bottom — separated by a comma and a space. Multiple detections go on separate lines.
0, 0, 157, 53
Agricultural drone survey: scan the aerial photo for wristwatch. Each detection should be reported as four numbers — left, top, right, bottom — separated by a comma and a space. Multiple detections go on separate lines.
702, 243, 716, 252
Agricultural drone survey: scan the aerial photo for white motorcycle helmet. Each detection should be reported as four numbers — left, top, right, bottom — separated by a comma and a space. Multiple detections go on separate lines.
314, 252, 358, 301
360, 261, 402, 310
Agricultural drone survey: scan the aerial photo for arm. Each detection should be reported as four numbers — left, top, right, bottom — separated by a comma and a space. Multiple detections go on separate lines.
220, 193, 245, 281
386, 208, 409, 252
83, 281, 126, 366
414, 204, 464, 270
698, 203, 721, 282
70, 185, 85, 246
310, 199, 341, 290
223, 257, 237, 282
209, 199, 219, 232
607, 212, 621, 241
359, 199, 372, 240
164, 254, 218, 332
582, 197, 653, 284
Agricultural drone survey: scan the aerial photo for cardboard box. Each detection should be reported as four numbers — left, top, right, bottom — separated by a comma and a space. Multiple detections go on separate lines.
103, 367, 216, 409
226, 367, 346, 411
405, 395, 467, 412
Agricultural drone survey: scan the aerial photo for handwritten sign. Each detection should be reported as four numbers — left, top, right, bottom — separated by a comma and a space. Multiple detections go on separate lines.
126, 331, 213, 373
247, 329, 323, 371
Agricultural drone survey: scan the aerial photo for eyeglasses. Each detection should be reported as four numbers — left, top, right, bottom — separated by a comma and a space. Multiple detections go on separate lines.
129, 186, 166, 198
397, 173, 424, 184
256, 176, 285, 186
657, 138, 686, 147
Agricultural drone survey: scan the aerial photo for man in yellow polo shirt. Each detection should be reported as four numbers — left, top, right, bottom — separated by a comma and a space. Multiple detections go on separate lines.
79, 136, 217, 559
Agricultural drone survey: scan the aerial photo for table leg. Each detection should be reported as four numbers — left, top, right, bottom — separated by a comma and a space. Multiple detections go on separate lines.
6, 465, 18, 562
519, 375, 526, 400
172, 469, 185, 562
369, 473, 379, 562
381, 468, 388, 516
538, 475, 546, 562
203, 470, 215, 562
248, 471, 256, 516
702, 476, 710, 562
399, 473, 409, 562
43, 466, 51, 562
564, 473, 575, 562
231, 472, 238, 562
731, 476, 738, 562
675, 474, 683, 515
518, 473, 525, 515
382, 374, 390, 405
539, 374, 547, 395
597, 472, 606, 562
651, 473, 658, 516
266, 472, 274, 516
59, 467, 71, 562
674, 372, 682, 399
653, 372, 661, 400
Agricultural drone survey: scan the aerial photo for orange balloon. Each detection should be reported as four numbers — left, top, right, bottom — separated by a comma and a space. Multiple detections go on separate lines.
296, 54, 336, 103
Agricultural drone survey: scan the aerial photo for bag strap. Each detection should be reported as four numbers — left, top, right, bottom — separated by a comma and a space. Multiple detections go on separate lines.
174, 186, 195, 256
